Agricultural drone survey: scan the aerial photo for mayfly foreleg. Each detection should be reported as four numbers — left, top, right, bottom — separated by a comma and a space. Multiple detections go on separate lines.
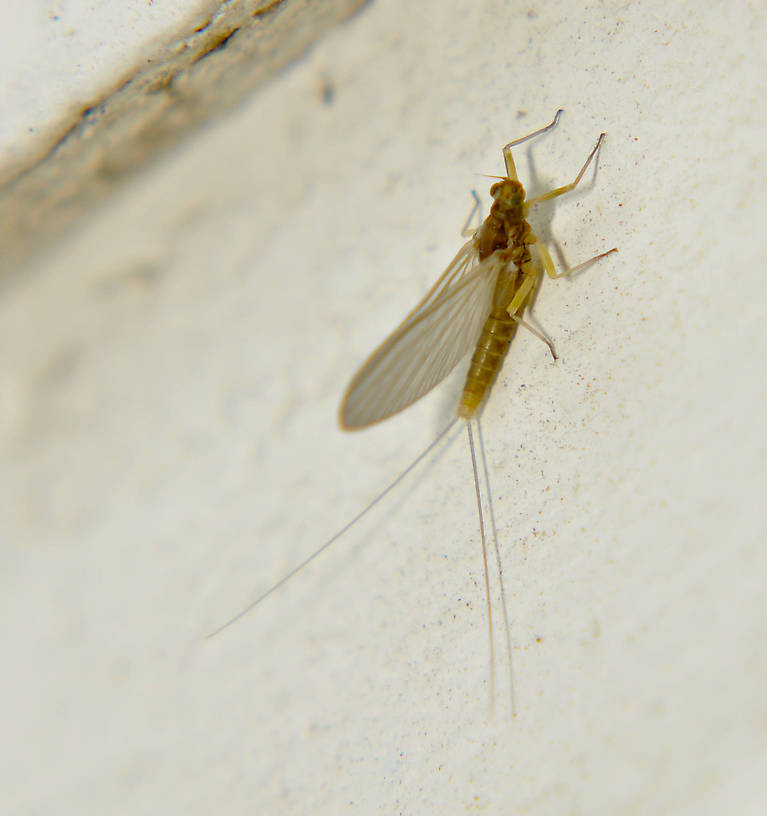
461, 190, 483, 237
502, 109, 564, 180
524, 131, 606, 209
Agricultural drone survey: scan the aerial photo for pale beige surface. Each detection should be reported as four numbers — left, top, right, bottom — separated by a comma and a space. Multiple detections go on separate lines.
0, 0, 367, 275
1, 1, 766, 814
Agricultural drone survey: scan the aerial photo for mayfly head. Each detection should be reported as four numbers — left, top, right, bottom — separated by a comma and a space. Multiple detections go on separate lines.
489, 178, 525, 213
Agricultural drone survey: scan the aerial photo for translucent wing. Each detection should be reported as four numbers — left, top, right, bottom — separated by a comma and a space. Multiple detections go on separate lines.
340, 247, 506, 429
404, 237, 481, 316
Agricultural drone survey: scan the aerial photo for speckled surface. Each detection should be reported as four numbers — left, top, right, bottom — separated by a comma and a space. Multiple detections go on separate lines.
1, 1, 765, 813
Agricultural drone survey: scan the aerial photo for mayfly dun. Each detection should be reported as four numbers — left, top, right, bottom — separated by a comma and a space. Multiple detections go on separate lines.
212, 110, 616, 711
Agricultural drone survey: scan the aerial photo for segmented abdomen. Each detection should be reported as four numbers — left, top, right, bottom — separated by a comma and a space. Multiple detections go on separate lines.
458, 312, 518, 419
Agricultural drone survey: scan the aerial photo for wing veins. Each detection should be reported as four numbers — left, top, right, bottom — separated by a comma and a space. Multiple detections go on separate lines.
341, 251, 509, 428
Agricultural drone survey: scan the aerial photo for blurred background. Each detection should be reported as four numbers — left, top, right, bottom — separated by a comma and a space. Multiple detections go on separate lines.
1, 1, 765, 814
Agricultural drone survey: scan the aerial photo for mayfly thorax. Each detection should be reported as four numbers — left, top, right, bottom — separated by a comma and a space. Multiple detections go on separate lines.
212, 110, 617, 713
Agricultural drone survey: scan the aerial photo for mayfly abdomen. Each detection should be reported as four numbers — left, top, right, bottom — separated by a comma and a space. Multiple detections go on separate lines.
458, 311, 518, 419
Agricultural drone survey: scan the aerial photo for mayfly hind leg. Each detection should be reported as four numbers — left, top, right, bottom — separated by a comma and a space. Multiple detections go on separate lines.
504, 244, 617, 357
503, 265, 558, 359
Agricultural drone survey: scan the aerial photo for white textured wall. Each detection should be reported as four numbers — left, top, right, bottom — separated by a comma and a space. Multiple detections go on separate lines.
2, 1, 765, 814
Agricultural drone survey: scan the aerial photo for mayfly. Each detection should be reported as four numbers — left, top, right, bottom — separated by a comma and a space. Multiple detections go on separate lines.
212, 110, 616, 708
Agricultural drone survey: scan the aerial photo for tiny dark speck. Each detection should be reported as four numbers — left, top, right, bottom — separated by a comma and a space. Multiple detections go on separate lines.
321, 82, 335, 106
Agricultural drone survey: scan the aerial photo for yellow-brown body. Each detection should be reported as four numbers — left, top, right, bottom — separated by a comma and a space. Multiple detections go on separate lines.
458, 179, 537, 419
338, 113, 614, 431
